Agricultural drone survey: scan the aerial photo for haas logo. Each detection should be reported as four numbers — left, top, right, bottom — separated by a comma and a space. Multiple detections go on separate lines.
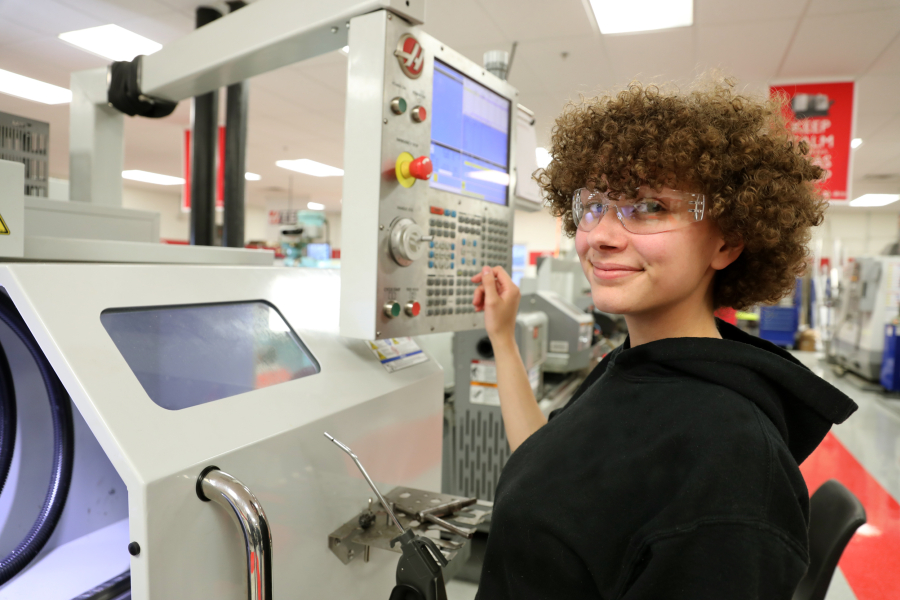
395, 34, 424, 79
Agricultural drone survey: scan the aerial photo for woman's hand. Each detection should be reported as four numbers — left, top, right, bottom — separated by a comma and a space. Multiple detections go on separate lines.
472, 266, 520, 347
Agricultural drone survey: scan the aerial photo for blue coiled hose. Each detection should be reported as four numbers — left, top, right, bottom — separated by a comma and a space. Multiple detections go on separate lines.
0, 293, 74, 585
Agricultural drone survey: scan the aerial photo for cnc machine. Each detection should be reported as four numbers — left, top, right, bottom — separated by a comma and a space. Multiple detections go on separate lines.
0, 1, 519, 598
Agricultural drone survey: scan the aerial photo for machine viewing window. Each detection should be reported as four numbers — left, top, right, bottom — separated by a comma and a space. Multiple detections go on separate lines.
100, 301, 319, 411
430, 59, 511, 205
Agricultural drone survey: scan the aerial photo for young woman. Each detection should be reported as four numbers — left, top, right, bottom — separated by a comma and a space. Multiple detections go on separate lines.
470, 81, 858, 599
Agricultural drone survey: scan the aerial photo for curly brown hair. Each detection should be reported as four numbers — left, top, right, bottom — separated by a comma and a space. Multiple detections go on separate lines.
536, 79, 827, 310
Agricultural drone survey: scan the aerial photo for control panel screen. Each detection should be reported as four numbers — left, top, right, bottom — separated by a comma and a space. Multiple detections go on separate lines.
430, 60, 511, 205
101, 301, 319, 410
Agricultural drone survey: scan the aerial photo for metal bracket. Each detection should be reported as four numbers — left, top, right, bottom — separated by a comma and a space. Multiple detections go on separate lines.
327, 486, 491, 568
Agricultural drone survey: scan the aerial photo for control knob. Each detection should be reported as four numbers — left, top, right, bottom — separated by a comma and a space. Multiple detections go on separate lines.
389, 218, 430, 267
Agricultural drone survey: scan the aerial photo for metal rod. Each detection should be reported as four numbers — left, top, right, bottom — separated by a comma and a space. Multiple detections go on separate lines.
199, 468, 273, 600
323, 432, 405, 533
223, 80, 248, 247
188, 6, 222, 246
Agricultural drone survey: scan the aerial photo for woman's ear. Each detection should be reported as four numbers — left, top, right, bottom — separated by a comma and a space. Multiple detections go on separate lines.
711, 237, 744, 271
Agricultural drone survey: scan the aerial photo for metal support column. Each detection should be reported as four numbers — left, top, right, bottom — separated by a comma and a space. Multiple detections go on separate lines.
189, 6, 222, 246
222, 1, 249, 248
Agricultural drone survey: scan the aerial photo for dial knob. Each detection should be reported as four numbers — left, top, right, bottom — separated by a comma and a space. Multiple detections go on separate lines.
389, 218, 427, 267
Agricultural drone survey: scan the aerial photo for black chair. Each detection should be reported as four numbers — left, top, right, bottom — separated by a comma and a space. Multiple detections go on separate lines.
793, 479, 866, 600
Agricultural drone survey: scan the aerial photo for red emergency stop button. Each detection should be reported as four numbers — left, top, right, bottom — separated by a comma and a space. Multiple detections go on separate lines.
411, 106, 427, 123
396, 152, 432, 188
405, 301, 421, 317
408, 156, 432, 180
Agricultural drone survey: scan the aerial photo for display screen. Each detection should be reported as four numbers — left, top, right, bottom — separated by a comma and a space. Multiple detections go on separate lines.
430, 60, 511, 205
101, 302, 319, 411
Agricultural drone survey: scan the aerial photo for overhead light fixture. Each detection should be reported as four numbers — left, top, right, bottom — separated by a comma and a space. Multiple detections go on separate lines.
276, 159, 344, 177
341, 46, 349, 54
307, 201, 325, 210
59, 24, 162, 62
0, 69, 71, 104
245, 172, 261, 181
587, 0, 693, 34
535, 147, 552, 169
849, 194, 900, 207
122, 170, 185, 185
851, 138, 863, 149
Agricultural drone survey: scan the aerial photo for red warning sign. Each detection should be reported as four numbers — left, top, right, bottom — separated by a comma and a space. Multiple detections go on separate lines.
395, 34, 424, 79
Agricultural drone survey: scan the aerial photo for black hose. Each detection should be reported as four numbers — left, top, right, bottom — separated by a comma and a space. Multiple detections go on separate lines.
0, 332, 16, 496
0, 293, 75, 585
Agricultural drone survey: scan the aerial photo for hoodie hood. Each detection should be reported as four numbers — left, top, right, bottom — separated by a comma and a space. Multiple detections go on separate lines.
607, 319, 857, 464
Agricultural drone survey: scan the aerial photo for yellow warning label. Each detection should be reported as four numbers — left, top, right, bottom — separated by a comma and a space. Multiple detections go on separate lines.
0, 213, 9, 235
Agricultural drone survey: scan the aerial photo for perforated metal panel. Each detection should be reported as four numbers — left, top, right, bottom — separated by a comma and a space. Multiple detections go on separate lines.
445, 313, 547, 501
0, 112, 49, 197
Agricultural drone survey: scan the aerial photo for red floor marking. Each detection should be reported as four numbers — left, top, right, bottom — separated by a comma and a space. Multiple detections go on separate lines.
800, 433, 900, 600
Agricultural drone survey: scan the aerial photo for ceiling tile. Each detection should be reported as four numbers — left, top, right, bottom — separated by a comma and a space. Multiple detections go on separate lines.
696, 19, 796, 81
0, 0, 102, 36
509, 35, 613, 96
0, 18, 43, 48
778, 8, 900, 78
55, 0, 172, 23
855, 75, 900, 117
695, 0, 807, 25
808, 0, 900, 16
855, 111, 897, 140
866, 29, 900, 76
603, 27, 696, 83
475, 0, 595, 41
118, 10, 194, 45
422, 0, 507, 47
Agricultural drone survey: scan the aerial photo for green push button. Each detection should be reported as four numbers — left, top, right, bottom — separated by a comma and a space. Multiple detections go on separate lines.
390, 97, 407, 115
383, 302, 402, 318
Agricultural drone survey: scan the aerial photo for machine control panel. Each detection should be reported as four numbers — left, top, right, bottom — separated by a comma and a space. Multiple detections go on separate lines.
341, 11, 518, 339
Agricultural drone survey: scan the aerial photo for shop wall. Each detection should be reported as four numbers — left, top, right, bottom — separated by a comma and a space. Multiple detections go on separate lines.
512, 208, 573, 256
812, 206, 900, 263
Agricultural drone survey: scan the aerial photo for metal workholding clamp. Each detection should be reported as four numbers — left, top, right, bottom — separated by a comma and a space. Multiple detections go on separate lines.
324, 432, 449, 600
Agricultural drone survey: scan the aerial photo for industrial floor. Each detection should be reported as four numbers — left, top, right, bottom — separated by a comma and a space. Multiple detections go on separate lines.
446, 351, 900, 600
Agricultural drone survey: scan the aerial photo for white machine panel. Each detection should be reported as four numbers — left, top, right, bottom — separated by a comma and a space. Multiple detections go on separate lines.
0, 264, 443, 598
341, 11, 518, 340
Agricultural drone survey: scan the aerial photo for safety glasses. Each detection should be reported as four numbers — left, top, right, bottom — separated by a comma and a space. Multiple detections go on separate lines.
572, 187, 705, 235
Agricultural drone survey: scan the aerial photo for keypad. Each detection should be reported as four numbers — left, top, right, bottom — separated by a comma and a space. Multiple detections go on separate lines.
425, 207, 511, 317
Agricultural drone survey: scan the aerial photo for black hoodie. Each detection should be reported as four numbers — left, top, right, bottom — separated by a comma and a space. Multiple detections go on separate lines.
475, 320, 857, 600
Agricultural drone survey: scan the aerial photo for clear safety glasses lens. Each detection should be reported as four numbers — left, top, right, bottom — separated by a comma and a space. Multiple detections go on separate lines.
572, 188, 705, 235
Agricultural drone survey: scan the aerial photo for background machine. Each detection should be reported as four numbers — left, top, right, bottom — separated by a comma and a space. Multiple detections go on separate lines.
0, 0, 521, 598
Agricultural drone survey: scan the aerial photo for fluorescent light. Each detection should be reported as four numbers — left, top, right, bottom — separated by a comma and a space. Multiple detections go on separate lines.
0, 69, 71, 104
245, 172, 261, 181
276, 159, 344, 177
851, 138, 863, 149
588, 0, 693, 34
535, 147, 552, 169
468, 170, 510, 186
59, 24, 161, 62
307, 201, 325, 210
122, 170, 185, 185
849, 194, 900, 207
341, 46, 349, 54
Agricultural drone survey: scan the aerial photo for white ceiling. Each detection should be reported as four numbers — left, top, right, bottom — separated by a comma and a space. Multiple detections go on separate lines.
1, 0, 899, 211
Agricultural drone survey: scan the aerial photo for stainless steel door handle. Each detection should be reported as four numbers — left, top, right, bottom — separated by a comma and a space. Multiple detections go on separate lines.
198, 466, 273, 600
